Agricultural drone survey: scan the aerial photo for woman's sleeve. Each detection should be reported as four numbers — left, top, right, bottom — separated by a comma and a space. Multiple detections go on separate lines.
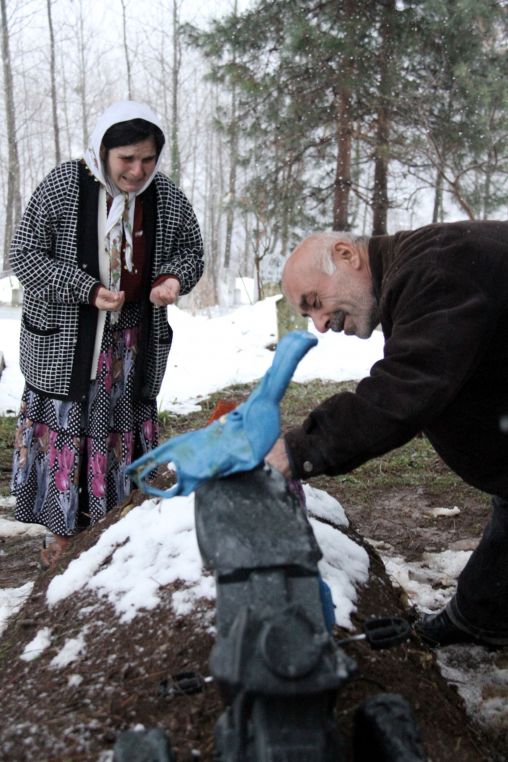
156, 188, 204, 296
9, 166, 100, 304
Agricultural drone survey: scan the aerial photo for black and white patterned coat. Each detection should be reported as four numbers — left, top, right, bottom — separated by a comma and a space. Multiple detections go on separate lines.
10, 160, 204, 402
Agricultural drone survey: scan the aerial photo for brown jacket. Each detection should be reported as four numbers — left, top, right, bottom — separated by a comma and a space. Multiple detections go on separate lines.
285, 221, 508, 499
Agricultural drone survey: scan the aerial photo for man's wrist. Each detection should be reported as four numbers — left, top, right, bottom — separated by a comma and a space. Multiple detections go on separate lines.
283, 437, 297, 479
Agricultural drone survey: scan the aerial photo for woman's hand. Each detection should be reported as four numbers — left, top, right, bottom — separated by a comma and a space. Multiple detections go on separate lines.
95, 286, 125, 311
149, 277, 180, 306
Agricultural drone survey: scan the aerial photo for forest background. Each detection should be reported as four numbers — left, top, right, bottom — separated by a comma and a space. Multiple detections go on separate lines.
0, 0, 507, 308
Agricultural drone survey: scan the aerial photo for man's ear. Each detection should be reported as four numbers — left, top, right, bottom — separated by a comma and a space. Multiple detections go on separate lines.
333, 241, 361, 269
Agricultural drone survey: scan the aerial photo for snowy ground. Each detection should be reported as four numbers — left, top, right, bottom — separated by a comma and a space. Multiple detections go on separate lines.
1, 297, 506, 740
0, 296, 382, 635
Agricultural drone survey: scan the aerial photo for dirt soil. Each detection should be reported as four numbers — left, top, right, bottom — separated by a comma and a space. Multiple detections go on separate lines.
1, 449, 507, 760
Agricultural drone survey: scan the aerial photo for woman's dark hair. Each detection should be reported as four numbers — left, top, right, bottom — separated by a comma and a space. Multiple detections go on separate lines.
101, 118, 165, 156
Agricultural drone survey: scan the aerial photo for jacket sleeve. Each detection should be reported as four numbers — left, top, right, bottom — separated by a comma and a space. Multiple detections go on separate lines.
284, 260, 498, 479
156, 185, 204, 296
9, 164, 101, 305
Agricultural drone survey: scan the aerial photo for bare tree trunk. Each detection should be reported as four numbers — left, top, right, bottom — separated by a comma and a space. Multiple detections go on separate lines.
223, 0, 239, 271
349, 135, 362, 230
371, 110, 390, 235
449, 178, 476, 220
332, 86, 353, 231
372, 0, 395, 235
213, 96, 225, 295
170, 0, 181, 185
76, 1, 89, 148
60, 49, 73, 159
332, 0, 357, 232
120, 0, 133, 99
223, 78, 238, 270
202, 86, 224, 304
189, 94, 198, 206
482, 148, 494, 220
1, 0, 22, 270
432, 163, 443, 223
46, 0, 61, 164
242, 207, 251, 274
280, 163, 291, 260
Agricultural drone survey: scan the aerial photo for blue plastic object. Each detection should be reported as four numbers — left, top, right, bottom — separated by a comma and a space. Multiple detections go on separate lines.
127, 330, 318, 498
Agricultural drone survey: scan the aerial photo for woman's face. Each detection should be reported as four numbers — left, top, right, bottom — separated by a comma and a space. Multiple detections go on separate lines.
103, 137, 157, 193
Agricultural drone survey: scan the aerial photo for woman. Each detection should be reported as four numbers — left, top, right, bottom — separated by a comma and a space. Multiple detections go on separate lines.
10, 101, 204, 567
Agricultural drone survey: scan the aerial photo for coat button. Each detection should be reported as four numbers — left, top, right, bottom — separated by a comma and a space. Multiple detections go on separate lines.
303, 460, 313, 473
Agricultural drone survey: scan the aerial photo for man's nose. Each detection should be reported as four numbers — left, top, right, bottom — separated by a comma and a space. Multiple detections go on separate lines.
312, 313, 329, 333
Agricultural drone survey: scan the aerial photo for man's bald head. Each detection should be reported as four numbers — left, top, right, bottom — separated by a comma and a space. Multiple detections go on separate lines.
283, 232, 360, 287
282, 231, 378, 338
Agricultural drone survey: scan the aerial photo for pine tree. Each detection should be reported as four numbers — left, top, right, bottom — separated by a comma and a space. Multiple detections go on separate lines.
398, 0, 508, 219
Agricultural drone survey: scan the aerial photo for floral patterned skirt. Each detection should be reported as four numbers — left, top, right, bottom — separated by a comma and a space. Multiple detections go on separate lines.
11, 306, 158, 536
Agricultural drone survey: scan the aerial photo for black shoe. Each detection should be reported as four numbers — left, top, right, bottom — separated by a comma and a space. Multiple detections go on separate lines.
414, 609, 481, 647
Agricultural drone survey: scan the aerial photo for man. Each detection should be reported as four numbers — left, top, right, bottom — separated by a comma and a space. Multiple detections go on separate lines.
266, 224, 508, 647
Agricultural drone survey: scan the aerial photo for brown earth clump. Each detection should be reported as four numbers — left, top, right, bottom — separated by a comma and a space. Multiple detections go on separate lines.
1, 470, 506, 762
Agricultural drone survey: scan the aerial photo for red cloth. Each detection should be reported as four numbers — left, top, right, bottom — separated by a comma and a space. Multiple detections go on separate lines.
92, 197, 180, 306
121, 197, 146, 302
206, 399, 239, 424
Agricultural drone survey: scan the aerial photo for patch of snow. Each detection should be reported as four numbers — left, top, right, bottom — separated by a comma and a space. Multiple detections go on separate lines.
0, 517, 46, 538
46, 491, 369, 631
172, 575, 216, 617
20, 627, 52, 661
304, 484, 348, 527
310, 518, 369, 628
427, 506, 461, 518
47, 496, 212, 623
382, 549, 471, 612
437, 645, 508, 734
67, 674, 84, 688
0, 582, 33, 637
50, 629, 87, 668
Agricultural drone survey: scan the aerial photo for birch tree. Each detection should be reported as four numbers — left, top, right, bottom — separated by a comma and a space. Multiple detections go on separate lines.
370, 0, 396, 235
120, 0, 133, 99
0, 0, 22, 270
169, 0, 182, 186
46, 0, 61, 165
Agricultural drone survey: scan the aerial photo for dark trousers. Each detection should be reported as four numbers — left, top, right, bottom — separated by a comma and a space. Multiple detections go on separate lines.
447, 495, 508, 644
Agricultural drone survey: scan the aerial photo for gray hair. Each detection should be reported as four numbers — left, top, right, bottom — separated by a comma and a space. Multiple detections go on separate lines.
302, 231, 368, 275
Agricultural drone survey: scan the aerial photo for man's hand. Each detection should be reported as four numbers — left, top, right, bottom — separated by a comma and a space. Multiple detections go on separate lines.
265, 437, 292, 479
95, 286, 125, 312
150, 277, 180, 306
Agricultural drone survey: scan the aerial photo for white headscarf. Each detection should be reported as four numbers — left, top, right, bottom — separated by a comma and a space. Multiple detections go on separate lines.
83, 100, 165, 278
